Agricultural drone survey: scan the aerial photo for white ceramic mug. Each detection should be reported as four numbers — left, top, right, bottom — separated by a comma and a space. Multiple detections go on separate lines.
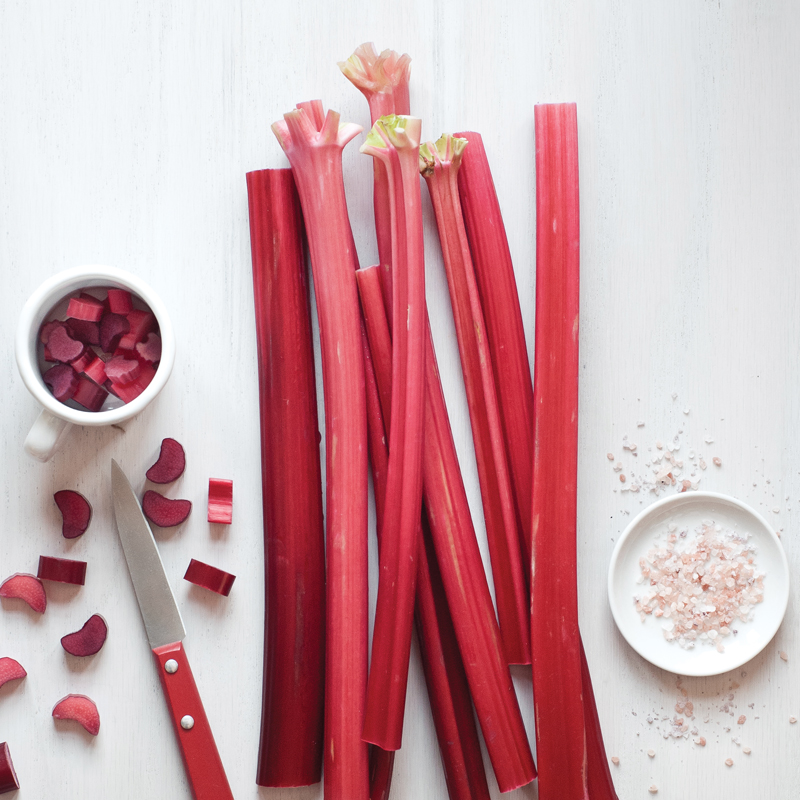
16, 265, 175, 462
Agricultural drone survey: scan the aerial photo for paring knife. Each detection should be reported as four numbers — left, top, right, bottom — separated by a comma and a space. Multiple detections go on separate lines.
111, 459, 234, 800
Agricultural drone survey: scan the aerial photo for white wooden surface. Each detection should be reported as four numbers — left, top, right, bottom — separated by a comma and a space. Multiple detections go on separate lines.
1, 1, 799, 798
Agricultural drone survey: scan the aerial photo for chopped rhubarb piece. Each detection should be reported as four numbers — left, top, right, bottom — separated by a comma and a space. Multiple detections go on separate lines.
146, 438, 186, 484
125, 309, 157, 342
39, 319, 62, 344
72, 376, 108, 412
83, 356, 107, 385
111, 363, 156, 403
37, 555, 87, 586
183, 559, 236, 596
43, 345, 57, 363
43, 364, 78, 402
135, 332, 161, 363
99, 312, 130, 353
142, 490, 191, 527
66, 295, 104, 322
207, 479, 233, 524
69, 348, 93, 373
106, 288, 133, 314
52, 694, 100, 735
61, 614, 108, 656
66, 317, 100, 345
105, 355, 141, 385
0, 743, 19, 794
54, 490, 93, 539
47, 325, 83, 363
0, 658, 27, 689
0, 573, 47, 612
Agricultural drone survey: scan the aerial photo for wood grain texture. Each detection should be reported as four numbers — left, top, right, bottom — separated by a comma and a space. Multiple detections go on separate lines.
1, 1, 799, 797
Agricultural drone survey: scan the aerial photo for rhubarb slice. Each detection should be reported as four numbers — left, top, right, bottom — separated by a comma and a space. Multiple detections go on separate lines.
72, 376, 108, 411
0, 658, 26, 689
61, 614, 108, 656
47, 325, 83, 363
421, 134, 530, 665
106, 288, 133, 314
54, 490, 92, 539
43, 364, 78, 402
136, 332, 162, 363
0, 573, 47, 612
52, 694, 100, 735
0, 743, 19, 794
66, 295, 104, 323
105, 355, 141, 385
207, 479, 233, 524
146, 438, 186, 484
99, 312, 130, 353
272, 101, 369, 800
111, 364, 156, 403
38, 556, 86, 586
184, 559, 236, 596
83, 356, 107, 385
66, 318, 100, 346
142, 490, 191, 527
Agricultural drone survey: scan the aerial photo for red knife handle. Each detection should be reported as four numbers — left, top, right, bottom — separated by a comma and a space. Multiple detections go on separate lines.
153, 641, 234, 800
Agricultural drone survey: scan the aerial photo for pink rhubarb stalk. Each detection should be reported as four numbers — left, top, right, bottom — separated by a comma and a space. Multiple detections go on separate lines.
454, 131, 534, 567
246, 168, 325, 787
420, 135, 530, 665
358, 265, 534, 793
358, 268, 490, 800
272, 102, 369, 800
360, 115, 426, 752
531, 102, 586, 800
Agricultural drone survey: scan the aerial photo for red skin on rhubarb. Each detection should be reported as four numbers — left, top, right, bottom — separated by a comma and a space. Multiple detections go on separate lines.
247, 169, 325, 788
47, 325, 84, 363
146, 437, 186, 484
272, 102, 369, 800
207, 479, 233, 524
72, 376, 108, 411
43, 364, 78, 402
531, 103, 587, 800
142, 490, 191, 527
421, 135, 530, 665
111, 363, 156, 403
54, 489, 93, 539
52, 694, 100, 735
61, 614, 108, 656
38, 556, 86, 586
183, 559, 236, 597
0, 573, 47, 612
106, 288, 133, 314
0, 743, 19, 794
66, 295, 104, 323
358, 265, 535, 792
0, 658, 27, 689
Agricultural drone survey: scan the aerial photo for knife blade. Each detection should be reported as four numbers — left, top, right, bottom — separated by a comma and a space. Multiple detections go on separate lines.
111, 459, 234, 800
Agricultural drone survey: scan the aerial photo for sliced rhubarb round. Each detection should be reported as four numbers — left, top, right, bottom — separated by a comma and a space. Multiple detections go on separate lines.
0, 742, 20, 794
37, 556, 86, 586
142, 490, 191, 527
146, 438, 186, 484
61, 614, 108, 657
54, 490, 93, 539
184, 559, 236, 596
52, 694, 100, 735
0, 573, 47, 613
43, 364, 78, 402
0, 658, 27, 689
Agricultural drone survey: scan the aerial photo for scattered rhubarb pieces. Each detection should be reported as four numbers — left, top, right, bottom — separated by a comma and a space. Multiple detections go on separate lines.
247, 168, 327, 787
43, 364, 78, 402
142, 490, 191, 527
0, 658, 27, 689
106, 288, 133, 314
99, 313, 130, 353
83, 356, 107, 385
54, 490, 93, 539
66, 318, 100, 346
45, 325, 83, 363
146, 438, 186, 484
61, 614, 108, 656
136, 332, 161, 363
66, 295, 104, 322
52, 694, 100, 735
183, 559, 236, 596
207, 479, 233, 524
38, 556, 86, 586
72, 376, 108, 411
105, 355, 141, 385
272, 100, 369, 799
0, 743, 19, 794
0, 573, 47, 612
111, 364, 156, 403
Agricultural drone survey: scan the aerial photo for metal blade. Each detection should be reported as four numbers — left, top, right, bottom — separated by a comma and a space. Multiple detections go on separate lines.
111, 459, 185, 649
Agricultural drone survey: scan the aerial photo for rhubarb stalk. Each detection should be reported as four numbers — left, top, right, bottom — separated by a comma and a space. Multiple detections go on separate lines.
358, 265, 535, 793
420, 135, 530, 665
360, 115, 426, 752
272, 104, 369, 799
531, 102, 586, 800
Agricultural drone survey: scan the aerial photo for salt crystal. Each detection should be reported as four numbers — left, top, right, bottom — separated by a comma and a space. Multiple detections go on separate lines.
790, 716, 797, 724
713, 456, 722, 466
647, 749, 655, 758
607, 452, 614, 460
683, 408, 690, 415
695, 737, 706, 746
780, 651, 788, 662
743, 747, 751, 755
725, 758, 733, 767
737, 716, 746, 724
656, 441, 663, 449
611, 756, 619, 765
649, 786, 658, 795
637, 421, 645, 427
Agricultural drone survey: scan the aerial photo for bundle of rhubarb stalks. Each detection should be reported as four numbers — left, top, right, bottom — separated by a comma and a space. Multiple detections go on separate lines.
246, 43, 617, 800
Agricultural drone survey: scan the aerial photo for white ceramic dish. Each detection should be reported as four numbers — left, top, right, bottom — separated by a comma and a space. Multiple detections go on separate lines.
608, 491, 789, 676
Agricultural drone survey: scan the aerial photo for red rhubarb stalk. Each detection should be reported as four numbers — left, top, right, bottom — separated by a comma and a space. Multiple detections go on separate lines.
531, 102, 586, 800
272, 103, 369, 800
359, 265, 534, 792
184, 559, 236, 597
420, 135, 530, 665
0, 743, 19, 794
207, 478, 233, 524
454, 131, 534, 567
246, 169, 325, 787
358, 269, 490, 800
359, 115, 426, 752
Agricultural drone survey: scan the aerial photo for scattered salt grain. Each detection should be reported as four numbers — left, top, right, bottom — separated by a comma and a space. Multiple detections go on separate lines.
695, 737, 706, 746
611, 756, 620, 765
649, 786, 658, 795
614, 462, 623, 472
743, 747, 751, 755
773, 507, 780, 514
683, 408, 690, 415
647, 749, 655, 758
713, 457, 722, 466
790, 716, 797, 724
725, 758, 733, 767
737, 716, 746, 725
620, 475, 626, 483
656, 441, 663, 449
780, 651, 788, 662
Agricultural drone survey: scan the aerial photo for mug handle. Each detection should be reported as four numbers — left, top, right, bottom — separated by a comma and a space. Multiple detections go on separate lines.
24, 410, 72, 462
